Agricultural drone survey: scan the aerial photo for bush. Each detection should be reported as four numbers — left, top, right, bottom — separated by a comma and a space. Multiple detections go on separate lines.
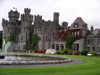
34, 48, 39, 52
61, 48, 69, 54
91, 50, 97, 56
81, 49, 88, 55
37, 49, 45, 53
57, 50, 64, 54
68, 50, 72, 55
74, 51, 79, 55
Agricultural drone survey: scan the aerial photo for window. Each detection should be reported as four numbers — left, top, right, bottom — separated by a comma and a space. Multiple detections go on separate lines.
98, 39, 100, 44
61, 44, 64, 49
52, 44, 54, 49
92, 39, 95, 44
87, 39, 90, 44
39, 37, 41, 40
21, 35, 23, 40
87, 47, 90, 52
46, 36, 47, 41
8, 27, 9, 32
77, 31, 79, 35
92, 47, 95, 51
74, 24, 78, 28
98, 33, 100, 37
75, 32, 76, 36
56, 44, 59, 50
72, 32, 73, 35
98, 47, 100, 52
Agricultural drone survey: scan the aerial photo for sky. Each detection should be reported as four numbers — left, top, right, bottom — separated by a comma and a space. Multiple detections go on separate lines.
0, 0, 100, 30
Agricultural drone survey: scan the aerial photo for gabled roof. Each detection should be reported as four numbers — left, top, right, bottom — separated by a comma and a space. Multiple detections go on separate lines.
91, 29, 100, 35
69, 17, 89, 30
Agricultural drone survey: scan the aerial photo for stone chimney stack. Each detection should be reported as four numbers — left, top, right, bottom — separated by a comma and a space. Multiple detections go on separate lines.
91, 25, 94, 31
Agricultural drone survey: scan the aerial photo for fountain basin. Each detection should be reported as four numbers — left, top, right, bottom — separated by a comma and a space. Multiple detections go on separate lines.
0, 54, 72, 65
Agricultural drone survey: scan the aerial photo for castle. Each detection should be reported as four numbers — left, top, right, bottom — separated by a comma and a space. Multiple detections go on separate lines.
2, 8, 100, 54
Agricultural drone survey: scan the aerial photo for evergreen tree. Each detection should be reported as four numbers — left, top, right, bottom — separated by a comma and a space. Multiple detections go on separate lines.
0, 31, 3, 48
32, 33, 39, 50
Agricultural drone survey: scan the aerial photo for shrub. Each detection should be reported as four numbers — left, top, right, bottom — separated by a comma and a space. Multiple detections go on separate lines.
61, 48, 69, 54
34, 48, 39, 52
57, 50, 64, 54
68, 50, 72, 55
74, 51, 79, 55
91, 50, 97, 56
37, 49, 45, 53
81, 49, 88, 55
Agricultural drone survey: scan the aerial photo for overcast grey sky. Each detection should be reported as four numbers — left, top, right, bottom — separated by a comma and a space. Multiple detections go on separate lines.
0, 0, 100, 30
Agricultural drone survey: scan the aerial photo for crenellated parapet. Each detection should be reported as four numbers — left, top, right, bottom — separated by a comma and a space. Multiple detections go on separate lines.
9, 10, 20, 23
2, 18, 8, 27
21, 8, 33, 23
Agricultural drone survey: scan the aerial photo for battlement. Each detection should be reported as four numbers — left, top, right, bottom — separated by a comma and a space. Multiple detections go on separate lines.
2, 18, 8, 26
35, 15, 42, 21
54, 12, 59, 16
9, 10, 20, 18
24, 8, 31, 14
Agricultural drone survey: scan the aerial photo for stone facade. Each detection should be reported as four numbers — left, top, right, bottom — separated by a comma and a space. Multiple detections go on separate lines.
2, 8, 100, 54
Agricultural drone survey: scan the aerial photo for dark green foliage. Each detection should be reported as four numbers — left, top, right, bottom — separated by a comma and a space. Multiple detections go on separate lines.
66, 35, 76, 49
24, 43, 27, 49
61, 48, 69, 54
91, 50, 97, 56
0, 31, 3, 48
32, 33, 39, 50
34, 48, 39, 52
81, 49, 88, 55
7, 34, 15, 42
57, 50, 64, 54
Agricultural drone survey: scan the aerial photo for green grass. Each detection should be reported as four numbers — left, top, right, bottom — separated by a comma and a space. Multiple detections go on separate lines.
0, 54, 100, 75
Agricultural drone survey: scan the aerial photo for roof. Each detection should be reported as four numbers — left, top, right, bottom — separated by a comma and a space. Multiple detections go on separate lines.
69, 17, 89, 30
91, 29, 100, 35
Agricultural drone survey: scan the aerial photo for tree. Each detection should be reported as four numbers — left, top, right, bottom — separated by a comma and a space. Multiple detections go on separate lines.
32, 33, 39, 50
66, 34, 76, 49
0, 31, 3, 48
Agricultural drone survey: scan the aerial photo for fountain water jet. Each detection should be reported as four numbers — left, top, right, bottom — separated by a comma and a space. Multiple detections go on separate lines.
0, 39, 14, 59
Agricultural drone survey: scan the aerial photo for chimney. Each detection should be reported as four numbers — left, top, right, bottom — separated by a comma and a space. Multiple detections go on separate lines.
91, 25, 94, 31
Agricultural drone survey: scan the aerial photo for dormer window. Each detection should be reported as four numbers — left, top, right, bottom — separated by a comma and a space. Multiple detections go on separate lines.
74, 24, 78, 28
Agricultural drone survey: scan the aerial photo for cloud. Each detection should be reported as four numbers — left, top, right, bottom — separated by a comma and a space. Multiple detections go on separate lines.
0, 0, 100, 30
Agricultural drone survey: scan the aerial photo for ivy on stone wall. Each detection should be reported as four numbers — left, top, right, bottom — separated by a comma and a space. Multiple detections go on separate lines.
66, 34, 76, 49
7, 34, 15, 42
24, 43, 27, 50
32, 33, 39, 50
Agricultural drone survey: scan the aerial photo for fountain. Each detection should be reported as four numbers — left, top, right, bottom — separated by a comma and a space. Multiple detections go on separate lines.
0, 39, 72, 65
0, 39, 14, 59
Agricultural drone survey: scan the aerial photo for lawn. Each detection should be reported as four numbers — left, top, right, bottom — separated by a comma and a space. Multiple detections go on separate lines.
0, 54, 100, 75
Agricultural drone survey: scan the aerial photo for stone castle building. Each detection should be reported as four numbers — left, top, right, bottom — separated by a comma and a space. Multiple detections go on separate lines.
2, 8, 100, 54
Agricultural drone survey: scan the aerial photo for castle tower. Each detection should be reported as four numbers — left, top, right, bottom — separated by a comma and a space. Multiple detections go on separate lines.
18, 8, 33, 50
9, 10, 20, 23
2, 10, 20, 41
53, 12, 60, 30
53, 12, 59, 23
